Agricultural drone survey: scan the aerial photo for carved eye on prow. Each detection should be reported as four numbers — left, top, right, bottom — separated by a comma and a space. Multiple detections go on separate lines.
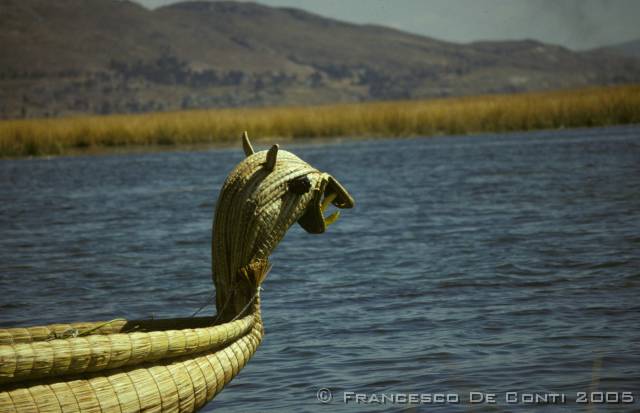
288, 175, 312, 194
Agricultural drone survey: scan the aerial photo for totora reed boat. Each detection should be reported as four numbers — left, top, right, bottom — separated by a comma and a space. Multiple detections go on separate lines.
0, 132, 355, 412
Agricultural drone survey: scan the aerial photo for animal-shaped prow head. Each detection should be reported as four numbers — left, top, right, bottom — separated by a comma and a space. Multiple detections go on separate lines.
212, 131, 354, 321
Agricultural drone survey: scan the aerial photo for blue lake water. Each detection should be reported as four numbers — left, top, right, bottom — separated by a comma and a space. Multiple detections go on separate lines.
1, 126, 639, 412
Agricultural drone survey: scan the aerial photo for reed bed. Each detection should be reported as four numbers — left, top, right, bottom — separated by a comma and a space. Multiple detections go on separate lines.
1, 85, 639, 158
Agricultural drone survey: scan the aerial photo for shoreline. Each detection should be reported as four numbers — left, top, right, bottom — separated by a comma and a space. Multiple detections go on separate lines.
6, 123, 638, 161
1, 85, 639, 159
0, 134, 377, 160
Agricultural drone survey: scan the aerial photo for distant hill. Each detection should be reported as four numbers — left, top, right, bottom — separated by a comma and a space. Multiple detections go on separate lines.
596, 38, 640, 59
1, 0, 639, 119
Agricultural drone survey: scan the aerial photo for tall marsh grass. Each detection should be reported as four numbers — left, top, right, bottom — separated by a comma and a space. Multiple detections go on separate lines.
1, 85, 639, 157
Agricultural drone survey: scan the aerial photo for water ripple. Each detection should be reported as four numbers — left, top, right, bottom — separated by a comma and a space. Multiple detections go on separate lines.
1, 126, 639, 412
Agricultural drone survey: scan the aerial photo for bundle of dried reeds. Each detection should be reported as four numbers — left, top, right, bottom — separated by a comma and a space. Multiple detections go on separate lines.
0, 132, 354, 412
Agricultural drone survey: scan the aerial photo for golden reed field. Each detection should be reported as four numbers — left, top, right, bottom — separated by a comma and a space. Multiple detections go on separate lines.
1, 85, 639, 158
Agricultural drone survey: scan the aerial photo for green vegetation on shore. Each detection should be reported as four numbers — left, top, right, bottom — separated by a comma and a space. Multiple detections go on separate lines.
1, 85, 639, 158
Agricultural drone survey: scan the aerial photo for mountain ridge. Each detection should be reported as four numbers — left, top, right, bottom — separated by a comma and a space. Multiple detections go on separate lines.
595, 38, 640, 59
1, 0, 639, 119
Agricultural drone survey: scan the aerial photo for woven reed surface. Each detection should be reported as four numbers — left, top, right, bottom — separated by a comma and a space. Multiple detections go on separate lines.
0, 315, 255, 385
0, 135, 352, 411
213, 148, 323, 320
0, 304, 263, 413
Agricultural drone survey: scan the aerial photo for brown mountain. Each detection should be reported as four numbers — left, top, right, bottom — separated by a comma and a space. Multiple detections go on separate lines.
595, 38, 640, 59
1, 0, 639, 119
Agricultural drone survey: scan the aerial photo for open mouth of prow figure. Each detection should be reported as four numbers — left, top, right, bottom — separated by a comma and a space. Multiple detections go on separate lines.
297, 174, 355, 234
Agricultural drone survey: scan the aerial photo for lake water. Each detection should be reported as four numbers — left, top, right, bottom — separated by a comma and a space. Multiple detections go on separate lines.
1, 126, 639, 412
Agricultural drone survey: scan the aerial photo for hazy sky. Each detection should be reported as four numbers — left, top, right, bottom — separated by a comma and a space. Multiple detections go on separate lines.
131, 0, 640, 50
